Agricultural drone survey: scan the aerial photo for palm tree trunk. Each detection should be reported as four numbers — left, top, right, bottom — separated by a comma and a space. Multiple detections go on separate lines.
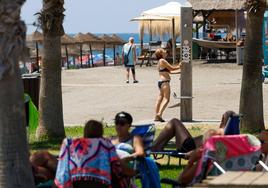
0, 0, 35, 187
239, 0, 266, 133
36, 0, 65, 140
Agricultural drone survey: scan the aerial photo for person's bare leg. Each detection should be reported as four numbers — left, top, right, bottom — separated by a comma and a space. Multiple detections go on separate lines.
126, 68, 130, 82
152, 118, 192, 151
30, 151, 57, 172
155, 90, 164, 117
157, 83, 170, 118
131, 68, 137, 81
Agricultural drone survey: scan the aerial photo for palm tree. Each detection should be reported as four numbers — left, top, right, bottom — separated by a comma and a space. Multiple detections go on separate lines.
36, 0, 66, 140
0, 0, 35, 187
239, 0, 266, 133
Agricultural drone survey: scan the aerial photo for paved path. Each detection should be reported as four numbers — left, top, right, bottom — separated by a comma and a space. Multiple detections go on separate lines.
62, 61, 268, 126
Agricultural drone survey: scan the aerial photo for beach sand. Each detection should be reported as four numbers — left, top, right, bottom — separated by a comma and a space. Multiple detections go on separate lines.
62, 60, 268, 126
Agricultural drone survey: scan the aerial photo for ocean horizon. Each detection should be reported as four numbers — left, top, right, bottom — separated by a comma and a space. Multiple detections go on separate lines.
68, 33, 172, 59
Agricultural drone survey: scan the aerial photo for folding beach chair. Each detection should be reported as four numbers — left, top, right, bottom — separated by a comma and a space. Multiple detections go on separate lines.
161, 134, 261, 188
151, 114, 242, 166
130, 124, 161, 188
131, 124, 155, 156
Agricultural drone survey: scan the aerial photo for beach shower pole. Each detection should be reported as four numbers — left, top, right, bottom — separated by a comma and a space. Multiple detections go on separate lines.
180, 5, 193, 121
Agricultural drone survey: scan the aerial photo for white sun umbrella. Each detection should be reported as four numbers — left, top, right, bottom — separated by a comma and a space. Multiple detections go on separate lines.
130, 15, 170, 42
141, 1, 192, 64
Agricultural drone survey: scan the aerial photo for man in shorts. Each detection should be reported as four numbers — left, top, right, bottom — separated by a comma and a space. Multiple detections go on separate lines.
122, 37, 138, 83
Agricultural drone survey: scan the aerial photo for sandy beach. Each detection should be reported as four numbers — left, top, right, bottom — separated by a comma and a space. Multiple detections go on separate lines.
62, 61, 268, 126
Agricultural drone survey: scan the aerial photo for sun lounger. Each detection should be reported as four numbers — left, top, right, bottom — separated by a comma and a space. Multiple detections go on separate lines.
161, 134, 261, 188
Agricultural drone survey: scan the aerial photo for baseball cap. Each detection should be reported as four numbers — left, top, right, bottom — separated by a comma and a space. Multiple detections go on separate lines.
114, 111, 133, 125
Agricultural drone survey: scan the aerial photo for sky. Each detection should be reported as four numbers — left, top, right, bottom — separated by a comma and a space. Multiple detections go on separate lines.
21, 0, 174, 34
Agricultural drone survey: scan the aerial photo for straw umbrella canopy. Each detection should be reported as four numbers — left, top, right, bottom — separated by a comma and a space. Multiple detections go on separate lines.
61, 34, 76, 69
110, 34, 126, 45
74, 33, 91, 67
26, 31, 44, 70
109, 34, 126, 63
83, 33, 104, 66
99, 34, 118, 66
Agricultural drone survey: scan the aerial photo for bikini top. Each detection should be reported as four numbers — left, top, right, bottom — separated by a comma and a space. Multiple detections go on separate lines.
159, 67, 170, 72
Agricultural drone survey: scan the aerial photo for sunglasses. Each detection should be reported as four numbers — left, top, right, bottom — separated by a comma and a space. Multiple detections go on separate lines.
259, 139, 268, 144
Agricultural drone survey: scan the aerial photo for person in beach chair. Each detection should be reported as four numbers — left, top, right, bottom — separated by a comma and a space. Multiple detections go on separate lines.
162, 133, 261, 188
111, 112, 161, 188
255, 129, 268, 172
151, 111, 241, 165
54, 119, 136, 188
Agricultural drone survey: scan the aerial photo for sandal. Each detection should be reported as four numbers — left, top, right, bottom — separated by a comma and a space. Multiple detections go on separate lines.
154, 115, 165, 122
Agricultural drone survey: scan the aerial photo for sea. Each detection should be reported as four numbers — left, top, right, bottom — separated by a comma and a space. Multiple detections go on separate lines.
70, 33, 172, 61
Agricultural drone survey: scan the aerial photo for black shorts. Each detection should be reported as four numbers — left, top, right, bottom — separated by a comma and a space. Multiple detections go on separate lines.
125, 65, 135, 69
178, 137, 196, 153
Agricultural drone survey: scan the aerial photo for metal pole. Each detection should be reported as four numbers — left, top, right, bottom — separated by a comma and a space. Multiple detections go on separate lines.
172, 17, 176, 64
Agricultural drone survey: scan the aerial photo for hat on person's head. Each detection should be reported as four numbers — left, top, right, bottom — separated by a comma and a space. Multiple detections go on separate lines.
115, 111, 133, 125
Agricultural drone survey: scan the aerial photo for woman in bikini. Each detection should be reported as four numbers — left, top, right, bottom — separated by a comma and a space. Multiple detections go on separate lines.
154, 48, 182, 122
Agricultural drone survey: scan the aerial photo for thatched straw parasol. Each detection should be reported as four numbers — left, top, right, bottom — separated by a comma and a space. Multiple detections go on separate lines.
83, 33, 104, 66
26, 31, 44, 71
188, 0, 246, 10
61, 34, 75, 45
74, 33, 91, 67
26, 31, 43, 43
99, 34, 118, 66
61, 34, 76, 69
109, 34, 126, 62
110, 34, 126, 45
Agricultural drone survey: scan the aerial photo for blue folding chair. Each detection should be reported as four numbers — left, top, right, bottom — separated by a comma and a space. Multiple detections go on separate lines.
130, 124, 161, 188
131, 124, 155, 156
224, 114, 241, 135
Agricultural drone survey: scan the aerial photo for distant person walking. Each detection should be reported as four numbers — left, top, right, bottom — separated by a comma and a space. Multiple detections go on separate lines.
122, 37, 138, 83
154, 48, 182, 122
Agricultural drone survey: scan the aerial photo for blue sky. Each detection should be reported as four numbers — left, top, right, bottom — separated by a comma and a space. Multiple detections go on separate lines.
21, 0, 173, 34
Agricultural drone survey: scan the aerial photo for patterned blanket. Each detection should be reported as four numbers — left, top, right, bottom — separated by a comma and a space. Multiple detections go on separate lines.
54, 138, 119, 188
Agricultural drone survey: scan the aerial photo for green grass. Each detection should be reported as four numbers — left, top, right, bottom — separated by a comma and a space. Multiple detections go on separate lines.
29, 125, 207, 187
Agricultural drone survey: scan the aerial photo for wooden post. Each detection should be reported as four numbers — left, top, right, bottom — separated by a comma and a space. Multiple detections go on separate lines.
35, 41, 39, 72
180, 6, 193, 121
103, 43, 106, 66
87, 53, 90, 67
113, 44, 116, 66
89, 43, 93, 67
172, 17, 176, 64
65, 45, 69, 69
196, 23, 199, 38
79, 44, 83, 68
